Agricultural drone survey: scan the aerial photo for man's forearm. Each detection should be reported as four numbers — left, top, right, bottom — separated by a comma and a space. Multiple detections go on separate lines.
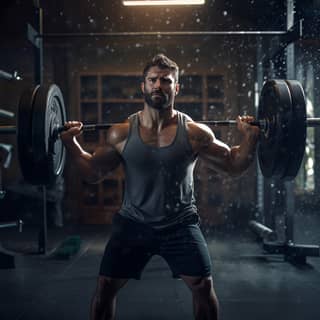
64, 138, 100, 183
230, 134, 258, 175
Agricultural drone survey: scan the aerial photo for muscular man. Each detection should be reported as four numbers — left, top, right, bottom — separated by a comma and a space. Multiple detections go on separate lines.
61, 54, 259, 320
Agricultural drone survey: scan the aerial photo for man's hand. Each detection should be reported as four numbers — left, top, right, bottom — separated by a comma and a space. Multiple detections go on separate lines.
236, 115, 260, 141
60, 121, 83, 145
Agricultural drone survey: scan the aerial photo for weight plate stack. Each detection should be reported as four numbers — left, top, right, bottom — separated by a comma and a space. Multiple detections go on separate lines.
31, 84, 66, 185
17, 86, 40, 184
258, 79, 293, 179
283, 80, 307, 180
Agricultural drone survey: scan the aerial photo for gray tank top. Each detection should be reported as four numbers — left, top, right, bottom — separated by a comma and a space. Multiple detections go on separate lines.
118, 111, 199, 230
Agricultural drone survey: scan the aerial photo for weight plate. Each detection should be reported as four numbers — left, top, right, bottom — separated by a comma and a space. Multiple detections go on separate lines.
283, 80, 307, 180
32, 84, 66, 185
17, 86, 40, 184
258, 79, 293, 179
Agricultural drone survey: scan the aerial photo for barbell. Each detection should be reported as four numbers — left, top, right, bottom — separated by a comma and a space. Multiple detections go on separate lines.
0, 79, 319, 185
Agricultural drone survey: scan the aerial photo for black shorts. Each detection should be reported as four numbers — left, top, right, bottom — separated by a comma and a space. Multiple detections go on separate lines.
99, 214, 212, 279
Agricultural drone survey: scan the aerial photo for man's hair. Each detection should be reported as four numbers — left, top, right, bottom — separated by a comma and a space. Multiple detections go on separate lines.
143, 54, 179, 82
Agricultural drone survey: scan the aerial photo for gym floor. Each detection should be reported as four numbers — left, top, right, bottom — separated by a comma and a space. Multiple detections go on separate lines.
1, 214, 320, 320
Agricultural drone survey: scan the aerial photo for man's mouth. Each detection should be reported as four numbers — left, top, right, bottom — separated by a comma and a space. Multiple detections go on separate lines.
152, 92, 164, 97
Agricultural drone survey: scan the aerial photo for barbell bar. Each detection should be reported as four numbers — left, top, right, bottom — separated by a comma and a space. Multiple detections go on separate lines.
0, 79, 318, 185
0, 120, 262, 135
2, 117, 320, 136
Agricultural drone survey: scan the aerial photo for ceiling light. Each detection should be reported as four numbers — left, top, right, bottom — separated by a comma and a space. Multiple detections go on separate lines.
123, 0, 205, 6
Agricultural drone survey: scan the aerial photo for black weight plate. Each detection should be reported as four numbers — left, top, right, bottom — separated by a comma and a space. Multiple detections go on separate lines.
258, 79, 293, 178
283, 80, 306, 180
17, 86, 40, 184
32, 84, 66, 185
273, 80, 295, 179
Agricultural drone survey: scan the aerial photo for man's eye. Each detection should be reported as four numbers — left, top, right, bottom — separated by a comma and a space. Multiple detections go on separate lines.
162, 78, 172, 84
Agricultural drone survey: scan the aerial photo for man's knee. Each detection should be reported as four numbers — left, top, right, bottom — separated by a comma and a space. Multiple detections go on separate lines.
94, 276, 127, 301
190, 277, 214, 297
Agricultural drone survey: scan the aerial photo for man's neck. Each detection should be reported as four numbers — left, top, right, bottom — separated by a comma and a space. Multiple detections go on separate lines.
140, 105, 177, 132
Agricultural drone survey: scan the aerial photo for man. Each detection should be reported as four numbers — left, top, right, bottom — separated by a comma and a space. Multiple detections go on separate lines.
61, 54, 260, 320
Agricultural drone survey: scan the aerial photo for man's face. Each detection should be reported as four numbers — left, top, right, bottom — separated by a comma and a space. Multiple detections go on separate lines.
142, 66, 179, 111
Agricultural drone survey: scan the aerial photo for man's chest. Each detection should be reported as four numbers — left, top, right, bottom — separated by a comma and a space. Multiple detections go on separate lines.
138, 124, 178, 148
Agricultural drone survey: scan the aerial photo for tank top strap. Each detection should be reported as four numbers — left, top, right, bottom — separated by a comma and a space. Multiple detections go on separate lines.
129, 112, 141, 138
121, 113, 140, 154
175, 111, 192, 151
128, 112, 139, 129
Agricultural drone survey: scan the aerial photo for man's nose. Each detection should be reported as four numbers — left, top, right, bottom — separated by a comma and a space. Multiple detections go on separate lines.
153, 78, 161, 88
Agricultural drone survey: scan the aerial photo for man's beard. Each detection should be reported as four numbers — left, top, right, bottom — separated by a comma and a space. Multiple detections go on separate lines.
144, 90, 170, 110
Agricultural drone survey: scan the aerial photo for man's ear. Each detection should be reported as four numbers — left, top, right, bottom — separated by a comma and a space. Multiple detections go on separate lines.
175, 83, 180, 96
141, 82, 145, 94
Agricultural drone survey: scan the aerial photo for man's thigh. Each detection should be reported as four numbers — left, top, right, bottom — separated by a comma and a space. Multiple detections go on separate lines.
159, 224, 212, 278
99, 214, 156, 280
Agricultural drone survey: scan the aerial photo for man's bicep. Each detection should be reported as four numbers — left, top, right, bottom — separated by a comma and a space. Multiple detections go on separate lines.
198, 138, 232, 174
92, 123, 128, 174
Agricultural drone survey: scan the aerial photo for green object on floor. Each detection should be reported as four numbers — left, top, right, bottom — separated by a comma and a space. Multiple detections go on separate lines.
53, 235, 82, 259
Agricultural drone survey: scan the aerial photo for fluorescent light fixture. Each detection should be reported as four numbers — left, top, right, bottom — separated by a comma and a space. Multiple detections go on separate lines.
123, 0, 205, 6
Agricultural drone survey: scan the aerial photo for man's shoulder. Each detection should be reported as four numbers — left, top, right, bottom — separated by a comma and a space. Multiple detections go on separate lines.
106, 119, 131, 145
184, 118, 215, 148
176, 110, 193, 122
174, 110, 212, 136
108, 111, 139, 133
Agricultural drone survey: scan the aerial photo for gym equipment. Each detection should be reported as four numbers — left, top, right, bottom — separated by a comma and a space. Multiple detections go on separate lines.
0, 79, 319, 185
